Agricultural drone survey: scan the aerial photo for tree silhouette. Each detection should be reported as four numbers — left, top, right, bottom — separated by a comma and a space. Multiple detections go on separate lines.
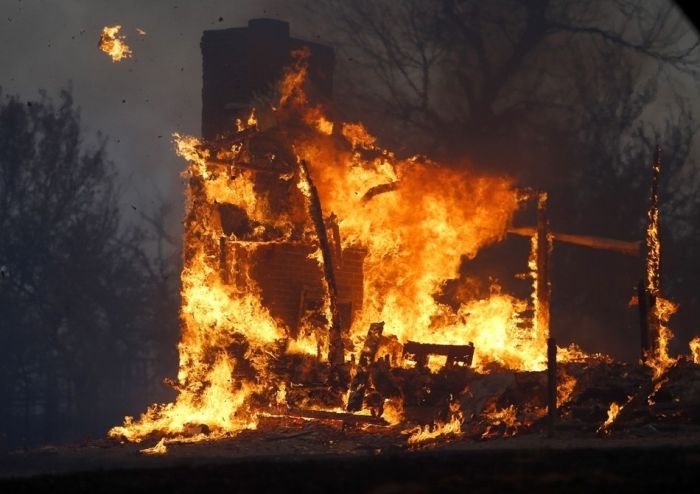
0, 89, 178, 450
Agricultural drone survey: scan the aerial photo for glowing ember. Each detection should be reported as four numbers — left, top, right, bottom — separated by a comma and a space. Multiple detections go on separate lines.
99, 25, 132, 62
140, 438, 167, 455
481, 404, 520, 438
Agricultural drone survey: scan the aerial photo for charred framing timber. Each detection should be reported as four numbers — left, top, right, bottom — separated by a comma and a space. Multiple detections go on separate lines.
293, 285, 309, 341
347, 322, 384, 412
643, 145, 662, 355
325, 213, 342, 268
547, 337, 557, 436
285, 408, 388, 426
536, 192, 552, 339
206, 157, 292, 174
508, 228, 641, 257
602, 379, 655, 435
638, 280, 650, 359
403, 341, 475, 369
298, 160, 344, 372
197, 126, 259, 152
361, 181, 400, 203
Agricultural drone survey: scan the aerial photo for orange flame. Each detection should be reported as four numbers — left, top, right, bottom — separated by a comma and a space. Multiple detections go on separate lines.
646, 296, 679, 380
598, 401, 621, 434
99, 25, 132, 62
140, 438, 167, 455
110, 48, 588, 442
690, 336, 700, 364
481, 404, 520, 438
406, 400, 464, 444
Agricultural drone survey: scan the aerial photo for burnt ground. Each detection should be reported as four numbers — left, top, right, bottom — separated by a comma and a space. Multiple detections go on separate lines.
2, 425, 700, 493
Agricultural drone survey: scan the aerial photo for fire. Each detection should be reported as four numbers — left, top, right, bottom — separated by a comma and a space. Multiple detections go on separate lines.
481, 404, 520, 438
557, 369, 577, 407
690, 336, 700, 364
110, 48, 588, 443
641, 147, 678, 380
598, 401, 621, 434
99, 25, 132, 62
382, 398, 405, 426
406, 414, 464, 444
406, 400, 464, 444
646, 296, 679, 380
140, 438, 167, 455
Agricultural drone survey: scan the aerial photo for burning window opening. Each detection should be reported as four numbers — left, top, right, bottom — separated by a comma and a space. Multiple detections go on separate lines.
108, 20, 697, 449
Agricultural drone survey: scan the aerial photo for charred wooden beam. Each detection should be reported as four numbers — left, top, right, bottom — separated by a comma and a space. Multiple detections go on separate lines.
403, 341, 475, 368
347, 322, 384, 412
298, 160, 344, 374
206, 158, 292, 174
638, 280, 650, 360
508, 228, 641, 257
536, 192, 551, 339
325, 213, 342, 268
644, 144, 662, 354
361, 181, 400, 203
197, 126, 259, 152
286, 408, 388, 426
547, 337, 557, 436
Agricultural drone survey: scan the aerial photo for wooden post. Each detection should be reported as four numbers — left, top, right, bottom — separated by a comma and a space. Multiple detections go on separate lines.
298, 160, 344, 374
637, 280, 649, 361
347, 322, 384, 412
536, 192, 551, 337
547, 337, 557, 436
644, 145, 662, 354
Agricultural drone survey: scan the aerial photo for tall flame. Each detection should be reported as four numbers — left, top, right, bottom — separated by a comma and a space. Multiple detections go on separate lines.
111, 48, 579, 442
643, 149, 678, 380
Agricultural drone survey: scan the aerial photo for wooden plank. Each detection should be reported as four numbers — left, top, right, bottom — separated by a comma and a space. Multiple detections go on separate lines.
347, 322, 384, 412
508, 227, 640, 257
286, 408, 388, 426
403, 341, 475, 368
547, 337, 557, 436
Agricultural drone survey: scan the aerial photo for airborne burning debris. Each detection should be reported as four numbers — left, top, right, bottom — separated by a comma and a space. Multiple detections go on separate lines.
99, 25, 132, 62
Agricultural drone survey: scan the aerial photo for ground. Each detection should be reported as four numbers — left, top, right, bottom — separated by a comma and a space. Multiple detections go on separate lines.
2, 424, 700, 493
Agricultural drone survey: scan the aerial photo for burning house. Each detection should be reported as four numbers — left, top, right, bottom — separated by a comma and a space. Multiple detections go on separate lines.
201, 19, 365, 355
107, 19, 700, 451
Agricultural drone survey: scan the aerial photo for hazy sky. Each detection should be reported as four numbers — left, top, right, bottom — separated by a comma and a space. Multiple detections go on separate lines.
1, 1, 697, 238
0, 0, 311, 232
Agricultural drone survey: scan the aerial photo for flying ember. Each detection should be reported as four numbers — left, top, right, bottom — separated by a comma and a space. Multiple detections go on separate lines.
99, 25, 132, 62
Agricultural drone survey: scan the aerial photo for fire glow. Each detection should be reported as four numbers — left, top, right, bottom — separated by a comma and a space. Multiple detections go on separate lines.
108, 48, 693, 447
